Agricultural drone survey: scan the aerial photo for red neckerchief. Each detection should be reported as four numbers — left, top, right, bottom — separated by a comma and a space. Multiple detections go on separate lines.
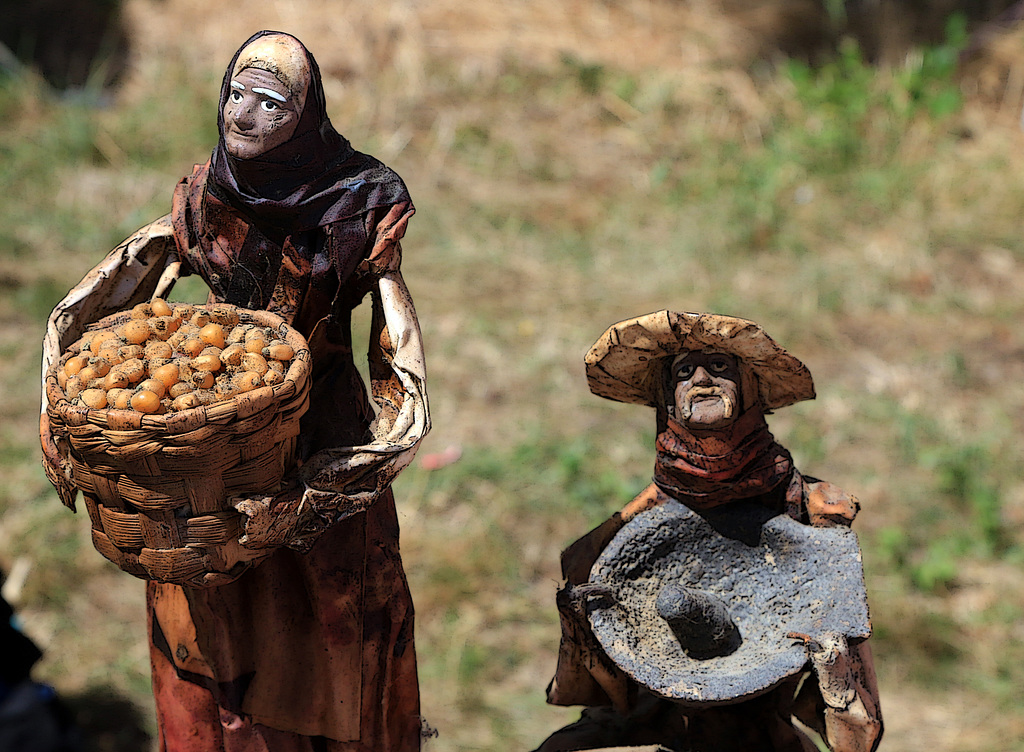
653, 409, 793, 510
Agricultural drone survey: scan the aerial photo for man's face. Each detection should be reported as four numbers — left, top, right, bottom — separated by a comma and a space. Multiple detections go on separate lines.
222, 68, 302, 159
671, 351, 742, 431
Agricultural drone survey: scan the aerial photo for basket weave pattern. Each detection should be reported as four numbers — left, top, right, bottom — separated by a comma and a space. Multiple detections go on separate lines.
45, 306, 311, 588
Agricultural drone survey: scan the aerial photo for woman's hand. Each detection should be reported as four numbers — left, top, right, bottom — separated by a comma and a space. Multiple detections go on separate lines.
232, 486, 306, 549
790, 631, 884, 751
40, 414, 77, 510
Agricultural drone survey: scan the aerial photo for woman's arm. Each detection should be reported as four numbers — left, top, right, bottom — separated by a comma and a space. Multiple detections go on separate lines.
233, 203, 430, 550
299, 267, 430, 494
40, 215, 180, 508
233, 269, 430, 550
41, 215, 179, 391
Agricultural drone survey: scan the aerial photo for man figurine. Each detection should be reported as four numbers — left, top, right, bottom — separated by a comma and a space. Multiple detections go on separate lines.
538, 310, 882, 752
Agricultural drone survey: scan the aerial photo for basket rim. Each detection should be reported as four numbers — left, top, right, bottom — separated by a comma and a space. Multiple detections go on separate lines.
46, 304, 311, 433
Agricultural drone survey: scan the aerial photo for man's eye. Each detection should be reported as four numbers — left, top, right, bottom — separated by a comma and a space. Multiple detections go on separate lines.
261, 100, 278, 112
710, 359, 730, 373
676, 364, 695, 380
229, 90, 243, 104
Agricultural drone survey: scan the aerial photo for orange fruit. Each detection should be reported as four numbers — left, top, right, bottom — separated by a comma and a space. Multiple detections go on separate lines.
234, 371, 263, 392
199, 323, 226, 349
80, 389, 108, 409
151, 363, 180, 390
191, 354, 222, 373
264, 343, 294, 361
130, 390, 161, 414
150, 298, 173, 317
171, 393, 201, 411
240, 352, 268, 376
220, 343, 244, 367
138, 378, 167, 400
168, 381, 192, 399
122, 320, 151, 345
63, 355, 89, 377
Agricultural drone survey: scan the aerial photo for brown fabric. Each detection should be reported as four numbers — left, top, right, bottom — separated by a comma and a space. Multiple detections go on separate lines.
172, 161, 375, 339
546, 585, 634, 713
265, 238, 311, 323
151, 161, 420, 746
149, 490, 421, 748
653, 410, 793, 509
151, 638, 355, 751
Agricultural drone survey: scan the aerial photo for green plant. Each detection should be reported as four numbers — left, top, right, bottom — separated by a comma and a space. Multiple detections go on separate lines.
561, 53, 605, 96
928, 443, 1007, 557
894, 13, 968, 118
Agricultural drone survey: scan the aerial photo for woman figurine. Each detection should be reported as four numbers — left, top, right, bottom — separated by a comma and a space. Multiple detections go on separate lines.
40, 31, 430, 751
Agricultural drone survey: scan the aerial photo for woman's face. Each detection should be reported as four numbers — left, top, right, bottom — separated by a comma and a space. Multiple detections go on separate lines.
222, 68, 302, 159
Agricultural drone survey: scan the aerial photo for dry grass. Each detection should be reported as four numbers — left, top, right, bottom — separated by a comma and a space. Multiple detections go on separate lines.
3, 1, 1024, 750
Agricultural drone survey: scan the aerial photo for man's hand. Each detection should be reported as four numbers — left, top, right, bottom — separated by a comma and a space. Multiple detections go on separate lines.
790, 632, 885, 751
788, 630, 856, 709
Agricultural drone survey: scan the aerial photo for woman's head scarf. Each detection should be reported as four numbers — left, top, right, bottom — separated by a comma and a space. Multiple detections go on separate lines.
208, 30, 406, 232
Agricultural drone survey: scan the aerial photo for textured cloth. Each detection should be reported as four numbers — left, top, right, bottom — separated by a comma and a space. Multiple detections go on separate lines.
653, 410, 793, 508
151, 640, 352, 752
149, 31, 424, 749
148, 490, 420, 749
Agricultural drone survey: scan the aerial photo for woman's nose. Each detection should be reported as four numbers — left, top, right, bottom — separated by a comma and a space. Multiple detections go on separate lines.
231, 102, 257, 130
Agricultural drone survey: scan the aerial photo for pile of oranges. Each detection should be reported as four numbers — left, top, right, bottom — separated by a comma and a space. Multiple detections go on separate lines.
57, 299, 296, 414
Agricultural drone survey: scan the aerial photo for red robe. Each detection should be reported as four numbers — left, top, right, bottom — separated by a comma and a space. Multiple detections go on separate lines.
147, 160, 422, 750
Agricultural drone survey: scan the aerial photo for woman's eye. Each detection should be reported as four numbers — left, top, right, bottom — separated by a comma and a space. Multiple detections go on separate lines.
260, 100, 278, 112
229, 90, 243, 103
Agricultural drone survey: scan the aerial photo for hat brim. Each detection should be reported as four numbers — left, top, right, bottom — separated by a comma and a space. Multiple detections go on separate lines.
584, 310, 814, 411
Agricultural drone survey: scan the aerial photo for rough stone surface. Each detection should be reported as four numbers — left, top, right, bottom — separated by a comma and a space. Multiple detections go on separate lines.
587, 499, 871, 706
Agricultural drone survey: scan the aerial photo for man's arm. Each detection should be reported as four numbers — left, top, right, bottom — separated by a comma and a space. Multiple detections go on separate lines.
791, 633, 883, 752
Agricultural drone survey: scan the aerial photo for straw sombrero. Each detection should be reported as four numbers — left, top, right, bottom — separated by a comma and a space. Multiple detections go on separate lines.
584, 310, 815, 411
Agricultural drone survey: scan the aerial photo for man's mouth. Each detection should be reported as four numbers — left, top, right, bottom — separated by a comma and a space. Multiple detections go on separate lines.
690, 393, 719, 402
680, 387, 735, 421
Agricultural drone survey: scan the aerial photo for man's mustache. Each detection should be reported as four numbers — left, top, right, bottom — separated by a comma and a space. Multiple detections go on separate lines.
679, 386, 737, 421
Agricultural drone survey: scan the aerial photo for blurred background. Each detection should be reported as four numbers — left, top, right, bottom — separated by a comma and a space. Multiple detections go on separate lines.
1, 0, 1023, 749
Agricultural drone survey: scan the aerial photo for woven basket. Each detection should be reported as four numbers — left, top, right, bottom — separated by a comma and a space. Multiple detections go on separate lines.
45, 304, 311, 588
